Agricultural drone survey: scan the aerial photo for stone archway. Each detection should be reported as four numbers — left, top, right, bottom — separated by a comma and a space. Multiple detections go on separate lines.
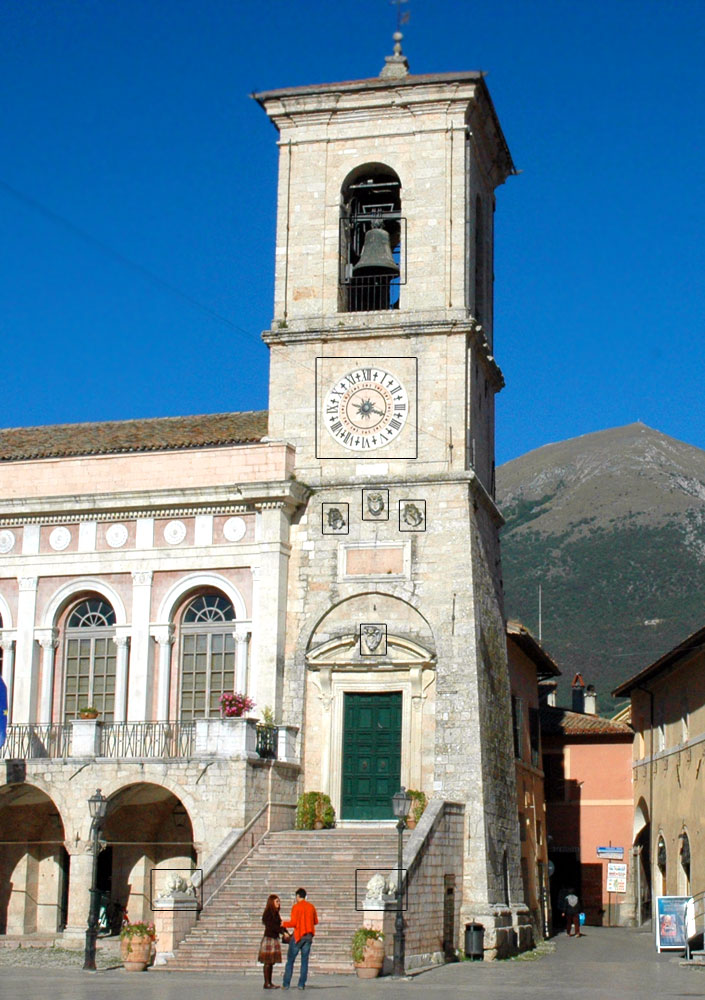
633, 797, 651, 925
0, 784, 68, 935
103, 783, 195, 925
304, 593, 436, 818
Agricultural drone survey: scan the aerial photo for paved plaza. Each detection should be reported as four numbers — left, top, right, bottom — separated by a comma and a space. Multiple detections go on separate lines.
1, 928, 703, 1000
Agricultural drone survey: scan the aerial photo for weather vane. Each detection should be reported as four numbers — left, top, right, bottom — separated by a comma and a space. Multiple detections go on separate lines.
390, 0, 410, 31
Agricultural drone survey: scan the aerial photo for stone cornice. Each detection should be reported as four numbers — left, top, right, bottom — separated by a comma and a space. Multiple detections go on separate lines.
0, 480, 310, 526
304, 471, 504, 527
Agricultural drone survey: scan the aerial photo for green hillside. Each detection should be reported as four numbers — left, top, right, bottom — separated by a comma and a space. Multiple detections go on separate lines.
497, 424, 705, 713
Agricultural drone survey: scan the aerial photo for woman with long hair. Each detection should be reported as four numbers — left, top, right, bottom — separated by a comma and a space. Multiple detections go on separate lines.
259, 893, 284, 989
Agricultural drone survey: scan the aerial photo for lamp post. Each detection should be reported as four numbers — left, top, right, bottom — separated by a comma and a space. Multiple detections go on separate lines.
83, 788, 108, 971
391, 787, 412, 978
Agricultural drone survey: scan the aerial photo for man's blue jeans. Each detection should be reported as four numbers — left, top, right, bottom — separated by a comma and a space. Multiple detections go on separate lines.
282, 933, 313, 988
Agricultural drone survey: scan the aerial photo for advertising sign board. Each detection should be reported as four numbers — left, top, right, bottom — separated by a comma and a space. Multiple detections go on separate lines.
606, 862, 627, 893
656, 896, 689, 952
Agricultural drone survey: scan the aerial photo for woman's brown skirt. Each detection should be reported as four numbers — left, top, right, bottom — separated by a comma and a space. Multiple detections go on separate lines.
258, 934, 282, 964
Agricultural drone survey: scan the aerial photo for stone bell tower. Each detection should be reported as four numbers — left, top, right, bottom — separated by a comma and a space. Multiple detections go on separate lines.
255, 36, 530, 955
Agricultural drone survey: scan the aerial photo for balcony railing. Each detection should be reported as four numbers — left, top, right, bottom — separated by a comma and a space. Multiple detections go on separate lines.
0, 720, 292, 763
100, 722, 195, 758
1, 724, 71, 760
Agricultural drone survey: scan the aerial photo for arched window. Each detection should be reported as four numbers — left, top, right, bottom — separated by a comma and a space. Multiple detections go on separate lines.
679, 832, 691, 895
657, 835, 667, 896
339, 164, 403, 313
63, 598, 116, 722
179, 594, 236, 721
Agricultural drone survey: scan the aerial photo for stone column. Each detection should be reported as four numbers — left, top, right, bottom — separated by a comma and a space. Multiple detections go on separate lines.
127, 571, 153, 720
36, 629, 58, 723
152, 625, 175, 720
62, 840, 96, 942
0, 633, 16, 723
113, 632, 130, 722
234, 625, 251, 695
13, 576, 38, 724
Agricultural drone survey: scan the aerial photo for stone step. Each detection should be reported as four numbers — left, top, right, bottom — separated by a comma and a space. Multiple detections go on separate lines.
164, 828, 398, 972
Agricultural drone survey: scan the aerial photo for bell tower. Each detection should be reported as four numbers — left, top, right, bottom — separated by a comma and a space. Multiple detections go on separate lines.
255, 37, 530, 957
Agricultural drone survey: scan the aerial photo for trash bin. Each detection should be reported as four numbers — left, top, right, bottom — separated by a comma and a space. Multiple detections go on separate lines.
464, 922, 484, 960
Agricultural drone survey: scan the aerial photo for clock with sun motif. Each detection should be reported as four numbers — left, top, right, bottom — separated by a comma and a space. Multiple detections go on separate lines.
323, 365, 409, 452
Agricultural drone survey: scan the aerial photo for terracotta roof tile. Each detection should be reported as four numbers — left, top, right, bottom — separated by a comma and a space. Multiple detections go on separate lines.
539, 706, 633, 737
0, 411, 269, 462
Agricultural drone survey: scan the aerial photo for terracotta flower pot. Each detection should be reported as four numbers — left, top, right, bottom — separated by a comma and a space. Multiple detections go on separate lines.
406, 817, 417, 830
313, 819, 324, 829
354, 937, 385, 978
120, 934, 153, 971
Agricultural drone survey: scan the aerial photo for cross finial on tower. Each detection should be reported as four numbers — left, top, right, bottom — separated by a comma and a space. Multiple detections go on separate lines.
380, 0, 410, 78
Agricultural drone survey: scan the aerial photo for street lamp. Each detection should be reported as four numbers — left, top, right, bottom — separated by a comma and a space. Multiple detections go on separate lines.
391, 787, 412, 977
83, 788, 108, 971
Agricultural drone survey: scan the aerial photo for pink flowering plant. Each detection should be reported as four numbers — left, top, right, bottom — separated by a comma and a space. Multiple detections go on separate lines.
120, 919, 156, 952
219, 691, 255, 718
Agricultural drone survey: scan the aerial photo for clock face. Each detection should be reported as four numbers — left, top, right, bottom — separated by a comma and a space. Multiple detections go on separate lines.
324, 366, 408, 451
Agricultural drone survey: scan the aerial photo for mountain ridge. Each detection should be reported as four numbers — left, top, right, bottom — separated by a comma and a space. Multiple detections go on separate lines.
496, 423, 705, 711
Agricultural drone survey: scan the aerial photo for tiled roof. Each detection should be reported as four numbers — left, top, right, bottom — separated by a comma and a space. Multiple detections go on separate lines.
613, 623, 705, 696
540, 706, 633, 737
506, 620, 561, 678
0, 411, 269, 462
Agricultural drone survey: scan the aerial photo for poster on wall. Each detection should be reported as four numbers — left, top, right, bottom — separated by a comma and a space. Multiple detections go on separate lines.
656, 896, 690, 951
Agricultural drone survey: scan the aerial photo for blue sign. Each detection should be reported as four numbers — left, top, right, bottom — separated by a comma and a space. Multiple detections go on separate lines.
596, 846, 624, 859
0, 677, 7, 749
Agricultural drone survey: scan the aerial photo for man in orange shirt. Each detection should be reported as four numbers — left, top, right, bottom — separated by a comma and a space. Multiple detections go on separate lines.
281, 887, 319, 990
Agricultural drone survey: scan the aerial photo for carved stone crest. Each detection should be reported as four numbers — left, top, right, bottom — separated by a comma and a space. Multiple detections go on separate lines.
362, 489, 389, 521
399, 499, 426, 532
321, 502, 349, 535
360, 623, 387, 655
367, 492, 386, 517
327, 507, 346, 531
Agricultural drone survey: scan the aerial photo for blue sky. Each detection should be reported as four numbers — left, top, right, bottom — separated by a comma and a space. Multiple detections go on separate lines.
2, 0, 704, 465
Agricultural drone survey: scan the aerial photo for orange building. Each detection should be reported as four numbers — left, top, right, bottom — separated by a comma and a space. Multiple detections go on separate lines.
541, 679, 634, 927
507, 621, 559, 939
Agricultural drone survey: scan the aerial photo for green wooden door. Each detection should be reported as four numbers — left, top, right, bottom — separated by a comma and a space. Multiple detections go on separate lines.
341, 692, 402, 820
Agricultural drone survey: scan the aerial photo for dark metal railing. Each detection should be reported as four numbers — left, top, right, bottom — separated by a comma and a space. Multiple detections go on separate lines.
1, 720, 279, 761
256, 724, 277, 759
100, 721, 195, 758
1, 724, 71, 759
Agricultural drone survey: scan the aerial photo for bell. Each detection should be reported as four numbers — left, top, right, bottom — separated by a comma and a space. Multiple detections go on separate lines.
353, 224, 400, 277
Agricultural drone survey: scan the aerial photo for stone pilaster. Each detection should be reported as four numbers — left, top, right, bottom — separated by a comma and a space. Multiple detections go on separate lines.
36, 628, 58, 723
127, 570, 153, 720
152, 625, 175, 721
13, 576, 38, 723
0, 632, 16, 723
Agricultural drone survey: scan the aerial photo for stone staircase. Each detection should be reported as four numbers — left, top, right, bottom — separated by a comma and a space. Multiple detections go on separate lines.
163, 827, 399, 973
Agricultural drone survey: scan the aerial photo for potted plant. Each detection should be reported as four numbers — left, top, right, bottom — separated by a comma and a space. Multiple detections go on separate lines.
120, 920, 156, 972
351, 927, 385, 978
295, 791, 335, 830
219, 691, 255, 718
77, 706, 100, 720
405, 790, 427, 829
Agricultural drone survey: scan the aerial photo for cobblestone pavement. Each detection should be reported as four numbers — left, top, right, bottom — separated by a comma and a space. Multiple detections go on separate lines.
1, 928, 703, 999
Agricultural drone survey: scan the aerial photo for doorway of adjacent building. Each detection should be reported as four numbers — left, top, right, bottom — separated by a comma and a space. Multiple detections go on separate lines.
341, 692, 401, 819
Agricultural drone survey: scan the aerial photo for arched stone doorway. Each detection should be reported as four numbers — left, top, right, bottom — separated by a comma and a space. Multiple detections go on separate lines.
0, 784, 68, 935
103, 784, 195, 925
304, 593, 436, 819
633, 797, 651, 925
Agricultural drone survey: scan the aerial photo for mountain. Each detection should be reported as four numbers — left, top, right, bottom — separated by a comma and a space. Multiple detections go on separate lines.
496, 423, 705, 713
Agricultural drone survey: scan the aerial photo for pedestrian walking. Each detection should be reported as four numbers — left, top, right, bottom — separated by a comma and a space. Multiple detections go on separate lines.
562, 888, 583, 937
259, 893, 286, 989
281, 887, 318, 991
